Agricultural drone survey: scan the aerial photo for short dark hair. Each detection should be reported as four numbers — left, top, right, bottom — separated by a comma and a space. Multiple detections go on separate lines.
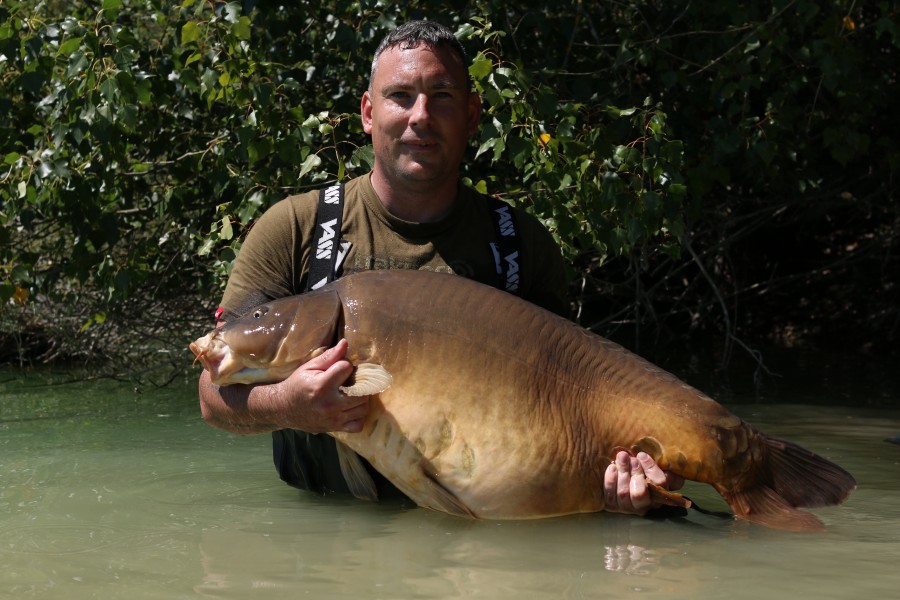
369, 21, 468, 89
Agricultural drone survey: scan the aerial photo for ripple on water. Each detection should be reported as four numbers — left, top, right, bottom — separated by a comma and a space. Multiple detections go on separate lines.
127, 468, 288, 509
1, 524, 120, 555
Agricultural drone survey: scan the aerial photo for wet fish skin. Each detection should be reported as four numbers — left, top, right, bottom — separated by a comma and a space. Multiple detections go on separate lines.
191, 270, 856, 531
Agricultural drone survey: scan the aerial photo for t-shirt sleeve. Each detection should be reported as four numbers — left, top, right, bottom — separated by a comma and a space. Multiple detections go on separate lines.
218, 195, 313, 319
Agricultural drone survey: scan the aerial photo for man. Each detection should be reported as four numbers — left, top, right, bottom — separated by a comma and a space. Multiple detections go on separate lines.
198, 20, 682, 515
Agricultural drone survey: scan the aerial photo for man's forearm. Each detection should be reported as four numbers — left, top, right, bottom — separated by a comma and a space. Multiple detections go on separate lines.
197, 370, 286, 435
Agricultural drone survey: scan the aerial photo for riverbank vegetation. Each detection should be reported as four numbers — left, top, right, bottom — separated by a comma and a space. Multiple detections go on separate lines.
1, 0, 896, 385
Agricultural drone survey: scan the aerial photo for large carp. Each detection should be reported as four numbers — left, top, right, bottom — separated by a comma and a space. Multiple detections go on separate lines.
191, 270, 855, 531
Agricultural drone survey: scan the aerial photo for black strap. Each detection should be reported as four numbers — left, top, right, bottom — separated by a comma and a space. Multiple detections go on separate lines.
306, 183, 345, 292
274, 182, 351, 497
487, 197, 522, 295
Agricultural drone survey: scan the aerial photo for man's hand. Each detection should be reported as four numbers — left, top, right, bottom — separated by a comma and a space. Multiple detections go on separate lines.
603, 450, 685, 515
278, 338, 370, 433
198, 338, 370, 435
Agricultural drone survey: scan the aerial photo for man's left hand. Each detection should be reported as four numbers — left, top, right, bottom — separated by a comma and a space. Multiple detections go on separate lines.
603, 450, 686, 515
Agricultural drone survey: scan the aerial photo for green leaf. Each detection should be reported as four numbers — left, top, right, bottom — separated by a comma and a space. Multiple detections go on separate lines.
234, 16, 252, 41
642, 190, 661, 212
469, 56, 493, 80
605, 106, 637, 117
198, 237, 215, 256
0, 284, 15, 303
248, 138, 273, 164
57, 36, 83, 56
298, 153, 322, 179
0, 19, 17, 41
100, 77, 118, 102
181, 21, 202, 45
475, 137, 498, 160
220, 216, 233, 241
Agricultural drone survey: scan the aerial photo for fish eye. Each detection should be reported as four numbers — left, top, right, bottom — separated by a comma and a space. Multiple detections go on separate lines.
253, 307, 268, 319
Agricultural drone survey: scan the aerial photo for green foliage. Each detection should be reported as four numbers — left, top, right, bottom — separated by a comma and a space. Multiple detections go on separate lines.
1, 0, 896, 364
0, 0, 685, 308
466, 48, 686, 264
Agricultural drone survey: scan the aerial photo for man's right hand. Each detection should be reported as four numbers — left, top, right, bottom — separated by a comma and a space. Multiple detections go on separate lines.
277, 339, 370, 433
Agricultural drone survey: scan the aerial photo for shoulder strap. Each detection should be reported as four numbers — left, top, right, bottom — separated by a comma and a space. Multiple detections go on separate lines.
306, 183, 345, 292
486, 197, 522, 295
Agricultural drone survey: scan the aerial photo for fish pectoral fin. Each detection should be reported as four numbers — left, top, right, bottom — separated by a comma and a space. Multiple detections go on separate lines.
340, 363, 393, 397
336, 442, 379, 502
415, 468, 477, 519
648, 482, 692, 510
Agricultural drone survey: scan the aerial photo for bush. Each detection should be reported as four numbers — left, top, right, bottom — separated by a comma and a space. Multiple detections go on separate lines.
1, 0, 896, 378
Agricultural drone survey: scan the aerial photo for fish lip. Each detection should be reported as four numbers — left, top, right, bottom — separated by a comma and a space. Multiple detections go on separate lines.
190, 333, 237, 383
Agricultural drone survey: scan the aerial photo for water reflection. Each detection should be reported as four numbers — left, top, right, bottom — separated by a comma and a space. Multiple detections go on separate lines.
189, 486, 756, 599
603, 543, 658, 575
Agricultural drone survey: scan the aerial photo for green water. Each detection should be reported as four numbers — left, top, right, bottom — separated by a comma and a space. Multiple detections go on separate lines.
1, 367, 898, 599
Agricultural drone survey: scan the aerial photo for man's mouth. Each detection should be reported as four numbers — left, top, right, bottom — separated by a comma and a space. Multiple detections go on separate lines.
402, 138, 438, 149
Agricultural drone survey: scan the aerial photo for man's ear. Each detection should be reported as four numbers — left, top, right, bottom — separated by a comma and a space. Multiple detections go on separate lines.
467, 91, 482, 135
361, 90, 374, 134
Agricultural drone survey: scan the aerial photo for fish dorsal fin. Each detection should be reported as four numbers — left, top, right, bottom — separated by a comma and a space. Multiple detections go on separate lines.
336, 441, 379, 502
340, 363, 393, 396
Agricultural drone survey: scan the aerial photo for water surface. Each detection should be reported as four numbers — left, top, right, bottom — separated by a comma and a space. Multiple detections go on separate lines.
1, 367, 897, 599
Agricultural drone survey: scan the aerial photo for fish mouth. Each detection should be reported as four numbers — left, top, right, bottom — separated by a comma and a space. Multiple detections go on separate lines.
190, 333, 243, 384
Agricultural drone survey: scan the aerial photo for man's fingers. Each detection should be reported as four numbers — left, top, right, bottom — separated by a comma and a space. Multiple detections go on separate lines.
636, 451, 668, 487
604, 451, 685, 516
322, 356, 354, 387
604, 462, 618, 508
629, 467, 649, 505
615, 451, 635, 512
304, 338, 349, 371
341, 417, 365, 433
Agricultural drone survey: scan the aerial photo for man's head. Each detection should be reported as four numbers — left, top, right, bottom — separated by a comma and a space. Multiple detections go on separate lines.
362, 21, 481, 212
369, 21, 470, 91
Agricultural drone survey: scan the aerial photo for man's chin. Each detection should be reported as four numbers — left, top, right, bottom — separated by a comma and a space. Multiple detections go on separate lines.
394, 164, 444, 183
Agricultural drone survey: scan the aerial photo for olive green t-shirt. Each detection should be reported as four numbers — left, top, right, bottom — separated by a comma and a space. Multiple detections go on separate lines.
220, 174, 569, 317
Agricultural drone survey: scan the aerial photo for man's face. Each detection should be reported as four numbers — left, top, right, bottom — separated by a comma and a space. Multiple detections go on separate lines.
361, 43, 481, 190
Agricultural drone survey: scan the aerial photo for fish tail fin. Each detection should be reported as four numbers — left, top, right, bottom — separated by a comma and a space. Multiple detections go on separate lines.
720, 434, 856, 532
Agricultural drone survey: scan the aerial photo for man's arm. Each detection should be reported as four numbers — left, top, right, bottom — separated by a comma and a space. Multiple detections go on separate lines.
197, 338, 370, 435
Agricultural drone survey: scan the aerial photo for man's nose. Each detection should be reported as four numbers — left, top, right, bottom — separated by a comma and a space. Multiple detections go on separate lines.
409, 94, 432, 127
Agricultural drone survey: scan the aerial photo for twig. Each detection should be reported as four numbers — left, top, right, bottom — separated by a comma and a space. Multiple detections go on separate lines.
691, 0, 799, 76
685, 237, 733, 367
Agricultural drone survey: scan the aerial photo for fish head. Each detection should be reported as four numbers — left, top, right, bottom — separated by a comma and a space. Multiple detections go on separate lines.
190, 291, 343, 386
